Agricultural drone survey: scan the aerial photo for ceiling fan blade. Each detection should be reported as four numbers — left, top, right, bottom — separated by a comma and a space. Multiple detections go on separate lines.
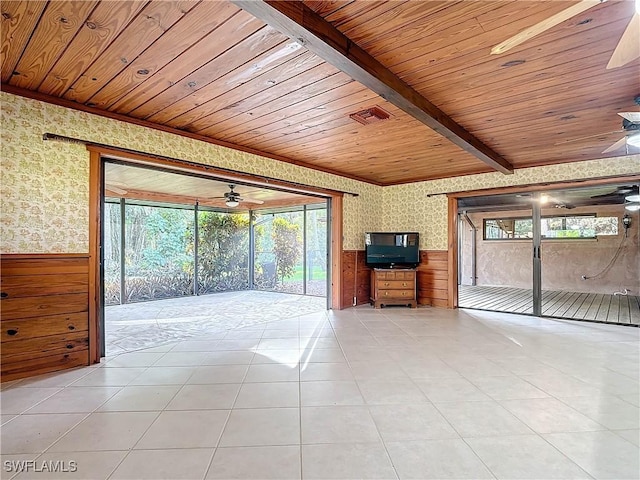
240, 198, 265, 205
491, 0, 601, 55
602, 136, 628, 154
607, 12, 640, 69
619, 111, 640, 122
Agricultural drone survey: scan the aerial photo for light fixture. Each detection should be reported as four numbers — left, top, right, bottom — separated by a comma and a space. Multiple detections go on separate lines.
539, 193, 550, 204
628, 133, 640, 149
626, 204, 640, 212
626, 194, 640, 202
225, 199, 239, 208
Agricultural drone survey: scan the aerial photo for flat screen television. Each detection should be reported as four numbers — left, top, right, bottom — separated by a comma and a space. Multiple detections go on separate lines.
365, 232, 420, 268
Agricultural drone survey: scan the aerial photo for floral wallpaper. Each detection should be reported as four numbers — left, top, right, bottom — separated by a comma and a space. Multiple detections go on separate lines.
383, 155, 640, 250
0, 92, 382, 253
1, 92, 638, 254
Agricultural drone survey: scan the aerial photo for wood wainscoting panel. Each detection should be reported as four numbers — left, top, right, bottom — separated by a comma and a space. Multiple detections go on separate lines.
341, 250, 371, 308
417, 250, 449, 308
343, 250, 450, 309
1, 254, 91, 381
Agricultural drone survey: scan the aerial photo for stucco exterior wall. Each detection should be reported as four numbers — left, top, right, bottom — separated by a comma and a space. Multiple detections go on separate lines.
460, 205, 639, 295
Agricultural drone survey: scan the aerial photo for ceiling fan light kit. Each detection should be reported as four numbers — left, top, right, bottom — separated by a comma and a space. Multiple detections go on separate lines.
209, 184, 265, 209
627, 133, 640, 148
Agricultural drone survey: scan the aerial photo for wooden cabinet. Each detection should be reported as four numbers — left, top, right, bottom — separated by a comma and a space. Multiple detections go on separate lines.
1, 255, 90, 382
370, 268, 417, 308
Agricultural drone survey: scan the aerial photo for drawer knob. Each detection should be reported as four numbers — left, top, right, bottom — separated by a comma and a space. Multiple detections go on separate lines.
384, 292, 389, 296
384, 282, 389, 286
0, 292, 7, 298
66, 344, 74, 349
6, 329, 18, 336
68, 325, 75, 330
402, 282, 407, 287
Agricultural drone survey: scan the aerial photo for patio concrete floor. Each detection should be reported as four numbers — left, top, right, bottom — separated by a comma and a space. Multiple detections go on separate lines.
104, 291, 327, 356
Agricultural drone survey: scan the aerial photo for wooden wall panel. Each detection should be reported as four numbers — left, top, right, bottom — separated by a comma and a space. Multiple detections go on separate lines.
342, 250, 451, 309
417, 250, 449, 308
341, 250, 370, 308
1, 254, 90, 382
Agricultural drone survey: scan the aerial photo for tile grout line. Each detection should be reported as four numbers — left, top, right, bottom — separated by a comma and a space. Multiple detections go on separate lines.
201, 332, 257, 480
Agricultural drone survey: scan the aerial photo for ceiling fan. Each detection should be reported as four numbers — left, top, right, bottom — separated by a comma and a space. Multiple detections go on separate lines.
603, 109, 640, 153
590, 185, 640, 211
492, 0, 640, 69
210, 185, 265, 208
607, 185, 640, 211
624, 187, 640, 210
555, 95, 640, 151
591, 185, 638, 199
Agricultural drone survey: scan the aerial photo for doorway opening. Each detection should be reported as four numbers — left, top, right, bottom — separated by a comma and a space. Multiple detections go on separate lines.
101, 160, 331, 355
457, 182, 639, 325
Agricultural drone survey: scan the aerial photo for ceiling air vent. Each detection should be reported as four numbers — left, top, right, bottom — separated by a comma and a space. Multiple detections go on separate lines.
349, 106, 390, 125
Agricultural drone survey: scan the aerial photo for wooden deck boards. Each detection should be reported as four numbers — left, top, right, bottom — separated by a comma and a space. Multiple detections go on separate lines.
459, 285, 639, 325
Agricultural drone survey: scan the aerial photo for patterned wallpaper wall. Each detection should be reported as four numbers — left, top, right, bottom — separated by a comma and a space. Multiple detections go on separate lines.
1, 92, 638, 254
382, 156, 640, 250
0, 92, 382, 253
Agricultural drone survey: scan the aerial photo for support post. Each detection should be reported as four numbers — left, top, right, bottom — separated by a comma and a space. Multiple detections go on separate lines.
249, 210, 255, 290
447, 197, 459, 308
303, 205, 307, 296
88, 150, 102, 362
194, 202, 199, 296
532, 195, 542, 316
119, 198, 126, 305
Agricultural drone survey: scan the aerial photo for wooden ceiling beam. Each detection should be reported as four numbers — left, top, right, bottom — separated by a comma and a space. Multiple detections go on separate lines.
232, 0, 514, 175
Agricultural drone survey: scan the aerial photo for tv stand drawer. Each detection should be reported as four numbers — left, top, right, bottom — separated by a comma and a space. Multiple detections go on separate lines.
378, 289, 414, 299
377, 280, 414, 289
376, 270, 414, 280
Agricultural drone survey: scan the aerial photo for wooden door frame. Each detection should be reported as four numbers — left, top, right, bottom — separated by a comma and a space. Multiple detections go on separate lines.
88, 146, 344, 360
446, 174, 640, 311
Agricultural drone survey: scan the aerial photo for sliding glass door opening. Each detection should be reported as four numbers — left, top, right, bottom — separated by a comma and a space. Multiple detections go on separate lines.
458, 183, 639, 325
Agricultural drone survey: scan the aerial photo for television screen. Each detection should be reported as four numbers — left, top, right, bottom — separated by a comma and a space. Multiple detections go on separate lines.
365, 232, 419, 268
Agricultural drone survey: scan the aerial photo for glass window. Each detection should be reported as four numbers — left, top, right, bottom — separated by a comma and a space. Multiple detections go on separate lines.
124, 204, 195, 303
253, 211, 304, 294
484, 218, 532, 239
542, 216, 618, 238
306, 207, 327, 297
484, 215, 618, 240
197, 211, 250, 295
103, 201, 122, 306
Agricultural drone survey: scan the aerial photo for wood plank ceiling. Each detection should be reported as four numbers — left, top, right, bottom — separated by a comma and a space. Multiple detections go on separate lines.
2, 0, 639, 186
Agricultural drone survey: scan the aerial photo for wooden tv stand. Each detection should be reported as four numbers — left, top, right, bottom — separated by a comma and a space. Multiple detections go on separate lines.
370, 268, 417, 308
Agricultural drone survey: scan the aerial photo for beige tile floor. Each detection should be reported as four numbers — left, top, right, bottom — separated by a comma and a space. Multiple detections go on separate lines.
1, 307, 639, 479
